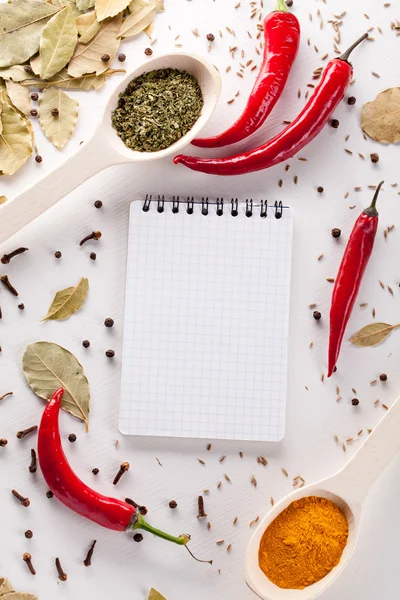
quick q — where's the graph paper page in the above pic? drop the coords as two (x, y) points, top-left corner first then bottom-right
(120, 200), (293, 441)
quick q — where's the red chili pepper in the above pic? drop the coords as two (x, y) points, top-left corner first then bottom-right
(38, 389), (212, 562)
(328, 182), (384, 377)
(192, 0), (300, 149)
(174, 33), (368, 176)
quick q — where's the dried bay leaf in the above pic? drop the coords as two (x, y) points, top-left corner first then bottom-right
(2, 594), (38, 600)
(30, 55), (41, 75)
(51, 0), (82, 17)
(0, 196), (8, 205)
(6, 80), (31, 115)
(0, 66), (36, 82)
(350, 322), (399, 347)
(0, 580), (14, 596)
(68, 15), (122, 77)
(39, 87), (78, 149)
(361, 88), (400, 144)
(148, 590), (167, 600)
(0, 0), (60, 68)
(128, 0), (149, 10)
(23, 68), (124, 90)
(22, 341), (90, 427)
(76, 11), (101, 43)
(42, 277), (89, 321)
(40, 5), (78, 79)
(76, 0), (95, 9)
(95, 0), (131, 22)
(118, 5), (156, 38)
(0, 94), (33, 175)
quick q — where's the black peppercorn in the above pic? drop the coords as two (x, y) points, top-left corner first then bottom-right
(35, 155), (43, 163)
(46, 490), (54, 498)
(351, 398), (359, 406)
(82, 340), (90, 348)
(285, 0), (293, 5)
(118, 53), (126, 62)
(317, 186), (324, 193)
(331, 228), (341, 238)
(68, 433), (77, 443)
(206, 33), (215, 42)
(90, 252), (97, 261)
(105, 350), (115, 358)
(51, 107), (59, 117)
(169, 500), (178, 509)
(24, 65), (33, 73)
(25, 530), (33, 539)
(92, 468), (99, 475)
(54, 251), (62, 258)
(144, 48), (153, 56)
(18, 303), (25, 310)
(347, 96), (356, 105)
(370, 153), (379, 164)
(0, 439), (8, 447)
(331, 119), (339, 129)
(379, 373), (387, 382)
(31, 93), (39, 101)
(313, 311), (321, 321)
(133, 533), (144, 542)
(104, 318), (114, 328)
(101, 53), (110, 62)
(94, 200), (103, 209)
(30, 109), (38, 117)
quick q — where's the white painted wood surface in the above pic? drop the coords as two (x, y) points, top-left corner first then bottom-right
(1, 1), (400, 600)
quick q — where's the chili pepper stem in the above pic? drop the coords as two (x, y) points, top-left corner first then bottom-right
(339, 32), (369, 62)
(365, 180), (384, 216)
(275, 0), (288, 12)
(132, 514), (213, 564)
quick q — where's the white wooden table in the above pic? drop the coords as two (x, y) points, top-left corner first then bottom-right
(1, 1), (400, 599)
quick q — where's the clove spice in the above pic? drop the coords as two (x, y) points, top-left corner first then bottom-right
(83, 540), (97, 566)
(0, 275), (19, 296)
(1, 247), (28, 264)
(16, 425), (38, 439)
(125, 497), (147, 515)
(55, 557), (67, 581)
(12, 490), (30, 507)
(23, 553), (36, 575)
(29, 449), (37, 473)
(113, 461), (129, 485)
(197, 495), (207, 518)
(79, 231), (102, 246)
(0, 392), (13, 401)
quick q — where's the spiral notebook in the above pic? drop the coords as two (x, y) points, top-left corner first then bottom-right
(119, 196), (293, 442)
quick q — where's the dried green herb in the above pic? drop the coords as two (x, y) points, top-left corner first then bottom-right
(111, 68), (203, 152)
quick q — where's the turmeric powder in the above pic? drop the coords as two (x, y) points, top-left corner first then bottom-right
(258, 496), (348, 589)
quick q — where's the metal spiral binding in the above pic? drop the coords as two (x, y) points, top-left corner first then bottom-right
(187, 197), (194, 214)
(246, 199), (253, 218)
(172, 196), (179, 214)
(274, 200), (283, 219)
(141, 196), (285, 218)
(231, 198), (239, 217)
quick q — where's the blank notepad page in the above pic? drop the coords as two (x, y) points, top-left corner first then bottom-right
(120, 199), (293, 441)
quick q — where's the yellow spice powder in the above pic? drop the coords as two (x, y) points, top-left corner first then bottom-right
(258, 496), (348, 590)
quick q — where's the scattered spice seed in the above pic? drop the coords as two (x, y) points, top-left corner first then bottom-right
(206, 33), (215, 42)
(144, 48), (153, 56)
(317, 254), (324, 261)
(313, 311), (321, 321)
(352, 388), (357, 395)
(169, 500), (178, 509)
(227, 544), (232, 552)
(281, 468), (289, 477)
(216, 540), (224, 545)
(331, 118), (339, 128)
(29, 449), (37, 474)
(104, 318), (114, 328)
(35, 154), (42, 163)
(1, 275), (18, 296)
(94, 200), (103, 209)
(133, 533), (144, 542)
(54, 251), (62, 258)
(351, 398), (360, 406)
(83, 540), (96, 566)
(326, 277), (335, 283)
(0, 438), (8, 447)
(347, 96), (356, 105)
(118, 53), (126, 62)
(25, 530), (33, 539)
(370, 379), (377, 385)
(1, 247), (28, 264)
(198, 458), (205, 465)
(12, 489), (30, 507)
(372, 71), (380, 78)
(55, 557), (67, 581)
(197, 495), (207, 518)
(16, 425), (38, 439)
(90, 252), (96, 261)
(46, 490), (54, 498)
(207, 521), (211, 530)
(233, 516), (238, 525)
(239, 451), (244, 458)
(372, 307), (376, 318)
(30, 109), (38, 117)
(68, 433), (77, 443)
(219, 455), (226, 463)
(113, 462), (129, 485)
(294, 175), (298, 185)
(101, 54), (110, 62)
(0, 391), (13, 401)
(250, 475), (257, 487)
(105, 349), (115, 358)
(31, 92), (39, 101)
(206, 443), (212, 451)
(388, 285), (394, 295)
(370, 153), (379, 163)
(224, 473), (232, 482)
(23, 553), (36, 575)
(331, 228), (341, 238)
(382, 404), (389, 410)
(342, 443), (347, 452)
(82, 340), (90, 348)
(380, 373), (388, 381)
(317, 186), (324, 193)
(79, 230), (102, 246)
(51, 107), (59, 117)
(92, 468), (99, 475)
